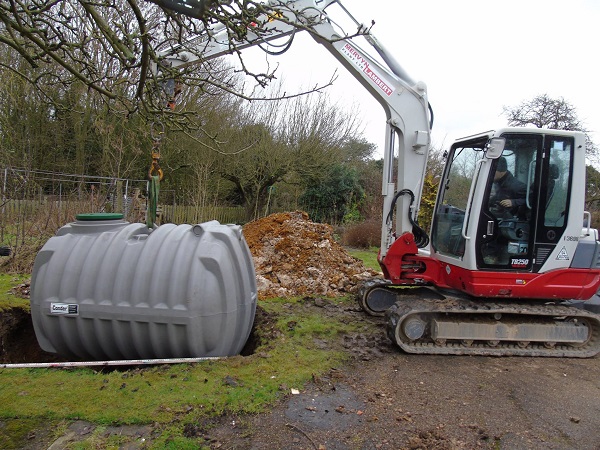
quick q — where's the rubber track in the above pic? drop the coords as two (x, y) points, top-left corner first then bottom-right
(356, 279), (392, 316)
(385, 295), (600, 358)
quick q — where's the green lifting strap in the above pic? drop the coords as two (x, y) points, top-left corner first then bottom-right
(146, 175), (160, 228)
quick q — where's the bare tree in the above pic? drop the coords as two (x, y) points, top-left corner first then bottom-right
(503, 94), (597, 158)
(0, 0), (364, 134)
(217, 92), (361, 220)
(0, 1), (144, 108)
(503, 94), (586, 130)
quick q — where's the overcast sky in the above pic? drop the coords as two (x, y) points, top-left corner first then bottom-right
(241, 0), (600, 158)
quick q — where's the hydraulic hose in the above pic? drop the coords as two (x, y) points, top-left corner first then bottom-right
(386, 189), (430, 248)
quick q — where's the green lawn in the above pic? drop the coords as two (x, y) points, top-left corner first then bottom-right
(0, 294), (376, 448)
(346, 247), (381, 272)
(0, 273), (30, 311)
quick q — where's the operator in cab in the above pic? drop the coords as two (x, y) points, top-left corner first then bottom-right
(490, 156), (527, 216)
(483, 156), (528, 265)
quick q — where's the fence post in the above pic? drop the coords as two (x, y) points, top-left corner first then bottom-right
(1, 168), (6, 242)
(116, 180), (123, 213)
(1, 168), (6, 215)
(124, 179), (130, 218)
(59, 183), (63, 224)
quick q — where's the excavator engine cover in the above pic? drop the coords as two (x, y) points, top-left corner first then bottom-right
(30, 214), (257, 360)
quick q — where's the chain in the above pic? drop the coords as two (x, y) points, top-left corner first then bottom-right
(146, 120), (164, 228)
(147, 120), (165, 182)
(145, 74), (182, 228)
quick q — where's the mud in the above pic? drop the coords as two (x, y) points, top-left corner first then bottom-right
(0, 279), (64, 364)
(0, 307), (63, 365)
(192, 305), (600, 450)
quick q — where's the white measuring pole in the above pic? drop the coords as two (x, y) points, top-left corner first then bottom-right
(1, 356), (224, 369)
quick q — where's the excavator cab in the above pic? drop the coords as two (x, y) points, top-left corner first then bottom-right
(428, 128), (599, 300)
(372, 128), (600, 357)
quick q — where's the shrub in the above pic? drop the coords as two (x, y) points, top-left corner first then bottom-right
(342, 220), (380, 249)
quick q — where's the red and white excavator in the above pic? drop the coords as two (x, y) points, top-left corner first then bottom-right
(150, 0), (600, 357)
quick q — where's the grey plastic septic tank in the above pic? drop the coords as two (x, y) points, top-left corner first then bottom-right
(30, 213), (257, 360)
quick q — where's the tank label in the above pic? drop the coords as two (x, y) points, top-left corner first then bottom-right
(50, 303), (79, 315)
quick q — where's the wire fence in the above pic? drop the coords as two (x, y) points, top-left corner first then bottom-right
(0, 167), (257, 271)
(0, 167), (256, 240)
(1, 167), (144, 239)
(1, 167), (313, 237)
(0, 166), (355, 271)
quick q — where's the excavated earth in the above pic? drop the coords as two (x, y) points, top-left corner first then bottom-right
(243, 211), (378, 299)
(2, 212), (600, 449)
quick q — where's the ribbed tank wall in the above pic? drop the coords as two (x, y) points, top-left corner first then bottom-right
(30, 218), (257, 360)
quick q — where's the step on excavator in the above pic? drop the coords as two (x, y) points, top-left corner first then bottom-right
(152, 0), (600, 357)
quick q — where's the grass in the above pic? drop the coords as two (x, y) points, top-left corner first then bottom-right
(347, 246), (381, 272)
(0, 273), (30, 311)
(0, 295), (365, 448)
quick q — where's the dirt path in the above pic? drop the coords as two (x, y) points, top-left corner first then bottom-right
(206, 325), (600, 449)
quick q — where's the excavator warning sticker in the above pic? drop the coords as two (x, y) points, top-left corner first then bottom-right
(556, 246), (570, 261)
(341, 43), (394, 96)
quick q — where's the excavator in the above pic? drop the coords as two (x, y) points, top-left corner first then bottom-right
(149, 0), (600, 357)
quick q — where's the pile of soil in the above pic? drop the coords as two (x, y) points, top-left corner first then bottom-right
(243, 211), (377, 299)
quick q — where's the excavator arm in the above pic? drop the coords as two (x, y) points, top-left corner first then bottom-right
(149, 0), (432, 258)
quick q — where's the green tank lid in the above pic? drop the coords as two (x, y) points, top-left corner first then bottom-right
(76, 213), (124, 221)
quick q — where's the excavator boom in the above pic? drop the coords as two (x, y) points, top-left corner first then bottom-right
(151, 0), (432, 256)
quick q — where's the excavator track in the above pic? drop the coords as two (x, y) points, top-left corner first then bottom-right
(387, 295), (600, 357)
(356, 279), (393, 316)
(357, 280), (445, 316)
(359, 283), (600, 357)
